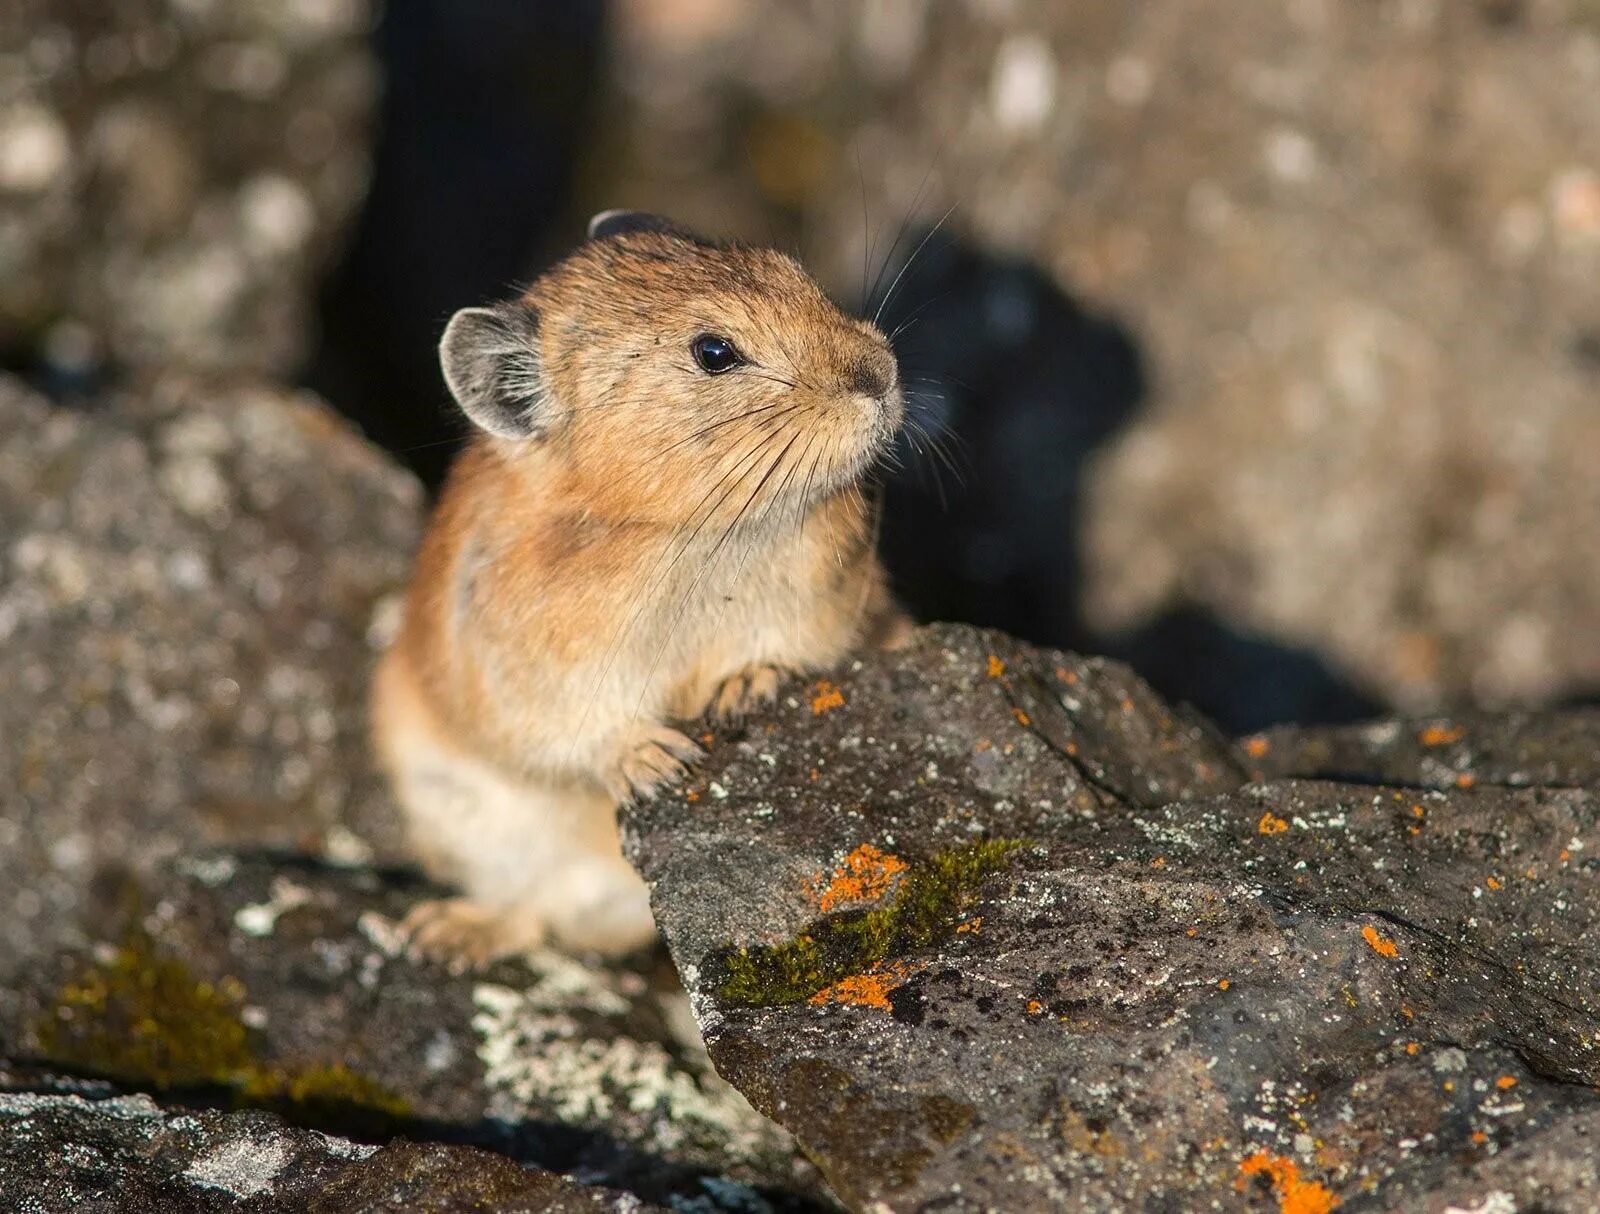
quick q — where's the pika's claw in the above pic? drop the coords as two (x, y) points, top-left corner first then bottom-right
(710, 664), (786, 721)
(399, 897), (547, 973)
(604, 725), (702, 801)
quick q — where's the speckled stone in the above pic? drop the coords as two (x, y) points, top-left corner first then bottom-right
(624, 625), (1600, 1212)
(3, 855), (824, 1209)
(0, 0), (375, 380)
(1246, 710), (1600, 791)
(0, 1089), (662, 1212)
(0, 374), (417, 976)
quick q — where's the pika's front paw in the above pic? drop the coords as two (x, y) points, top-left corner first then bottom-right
(710, 664), (787, 721)
(399, 897), (547, 973)
(603, 724), (702, 802)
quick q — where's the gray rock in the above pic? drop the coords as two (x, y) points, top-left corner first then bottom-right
(624, 625), (1600, 1212)
(0, 0), (374, 380)
(0, 1089), (661, 1212)
(0, 374), (417, 977)
(5, 854), (823, 1209)
(1247, 710), (1600, 790)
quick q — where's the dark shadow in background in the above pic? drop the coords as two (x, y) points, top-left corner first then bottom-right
(304, 0), (606, 490)
(869, 233), (1380, 733)
(304, 7), (1377, 733)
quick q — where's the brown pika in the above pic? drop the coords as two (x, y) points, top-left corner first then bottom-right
(371, 211), (909, 964)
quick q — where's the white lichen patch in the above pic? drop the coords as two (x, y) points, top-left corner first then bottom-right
(183, 1133), (291, 1197)
(0, 1093), (162, 1122)
(233, 875), (313, 937)
(471, 957), (790, 1162)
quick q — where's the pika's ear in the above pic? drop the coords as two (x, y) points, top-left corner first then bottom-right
(587, 209), (681, 241)
(439, 303), (550, 441)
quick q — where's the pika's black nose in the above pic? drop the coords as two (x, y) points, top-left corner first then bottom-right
(848, 357), (893, 400)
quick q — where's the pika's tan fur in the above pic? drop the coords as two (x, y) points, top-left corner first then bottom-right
(371, 215), (906, 962)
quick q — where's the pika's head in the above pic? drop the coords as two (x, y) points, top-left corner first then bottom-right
(439, 211), (902, 525)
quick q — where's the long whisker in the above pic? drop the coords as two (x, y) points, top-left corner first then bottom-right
(656, 402), (791, 456)
(867, 155), (939, 316)
(874, 202), (958, 328)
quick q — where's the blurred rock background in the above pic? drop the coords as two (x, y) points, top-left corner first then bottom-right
(0, 0), (373, 386)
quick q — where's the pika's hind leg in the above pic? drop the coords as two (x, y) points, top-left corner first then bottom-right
(373, 663), (656, 964)
(390, 748), (657, 963)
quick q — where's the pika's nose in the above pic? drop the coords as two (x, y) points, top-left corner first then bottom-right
(847, 354), (895, 401)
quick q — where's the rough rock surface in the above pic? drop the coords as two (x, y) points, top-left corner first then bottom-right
(625, 625), (1600, 1212)
(1249, 709), (1600, 791)
(0, 373), (417, 974)
(601, 1), (1600, 712)
(0, 0), (374, 382)
(3, 855), (824, 1210)
(0, 1089), (660, 1212)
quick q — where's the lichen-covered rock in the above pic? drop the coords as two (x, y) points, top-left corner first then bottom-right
(1246, 710), (1600, 791)
(0, 374), (416, 976)
(624, 625), (1600, 1212)
(0, 1089), (661, 1212)
(600, 2), (1600, 713)
(0, 0), (374, 381)
(4, 855), (824, 1209)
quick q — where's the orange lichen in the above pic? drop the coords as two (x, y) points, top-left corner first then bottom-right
(1055, 666), (1078, 684)
(1361, 925), (1399, 959)
(1186, 927), (1199, 938)
(1401, 1004), (1415, 1021)
(1218, 979), (1231, 991)
(955, 916), (982, 934)
(1496, 1075), (1518, 1089)
(1419, 724), (1464, 747)
(1237, 1152), (1340, 1214)
(1244, 736), (1271, 759)
(808, 963), (915, 1011)
(1011, 707), (1032, 727)
(986, 654), (1006, 678)
(973, 739), (993, 753)
(1560, 849), (1572, 863)
(1026, 999), (1044, 1015)
(1486, 876), (1502, 891)
(1470, 1130), (1488, 1145)
(1258, 812), (1289, 836)
(810, 680), (846, 715)
(1150, 856), (1167, 869)
(1455, 773), (1477, 789)
(809, 844), (909, 913)
(1405, 1042), (1420, 1056)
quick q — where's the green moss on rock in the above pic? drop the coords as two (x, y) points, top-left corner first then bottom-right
(34, 928), (410, 1130)
(719, 838), (1028, 1006)
(36, 929), (255, 1088)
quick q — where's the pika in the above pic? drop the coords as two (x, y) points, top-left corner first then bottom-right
(371, 211), (908, 963)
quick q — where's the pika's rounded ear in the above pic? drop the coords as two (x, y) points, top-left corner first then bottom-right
(439, 303), (550, 441)
(587, 209), (681, 241)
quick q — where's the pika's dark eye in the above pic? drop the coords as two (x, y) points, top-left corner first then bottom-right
(691, 333), (741, 374)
